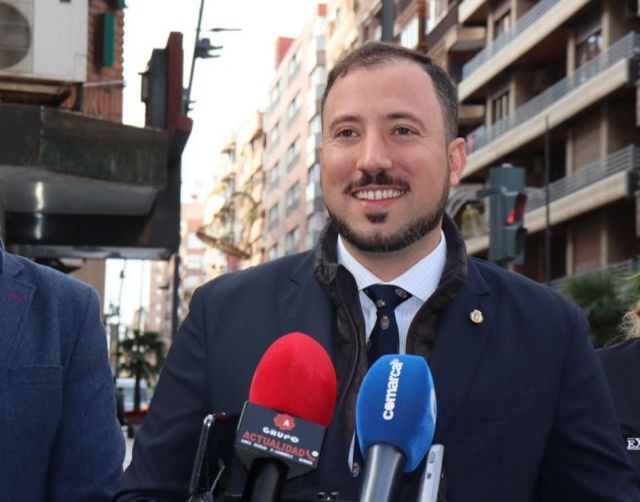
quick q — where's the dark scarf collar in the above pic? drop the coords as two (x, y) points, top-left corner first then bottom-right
(313, 213), (468, 289)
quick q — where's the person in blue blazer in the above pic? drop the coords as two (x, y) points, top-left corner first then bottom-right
(117, 42), (640, 501)
(0, 239), (124, 500)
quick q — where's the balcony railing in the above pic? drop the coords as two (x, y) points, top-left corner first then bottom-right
(526, 145), (640, 212)
(462, 0), (559, 79)
(466, 32), (640, 155)
(425, 4), (458, 49)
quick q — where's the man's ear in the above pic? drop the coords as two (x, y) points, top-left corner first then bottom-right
(448, 138), (467, 187)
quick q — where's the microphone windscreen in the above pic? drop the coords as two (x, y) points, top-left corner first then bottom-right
(356, 354), (436, 472)
(249, 332), (337, 427)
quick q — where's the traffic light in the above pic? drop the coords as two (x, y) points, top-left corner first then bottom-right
(485, 165), (528, 266)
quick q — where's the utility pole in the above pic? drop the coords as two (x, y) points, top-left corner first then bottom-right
(382, 0), (394, 42)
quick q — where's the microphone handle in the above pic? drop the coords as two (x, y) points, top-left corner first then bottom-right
(417, 444), (445, 502)
(242, 458), (287, 502)
(358, 444), (405, 502)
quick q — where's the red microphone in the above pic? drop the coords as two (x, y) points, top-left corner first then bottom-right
(235, 332), (337, 502)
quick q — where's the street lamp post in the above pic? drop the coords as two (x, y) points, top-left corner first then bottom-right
(183, 0), (241, 114)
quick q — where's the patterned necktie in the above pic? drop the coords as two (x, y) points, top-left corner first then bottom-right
(364, 284), (412, 367)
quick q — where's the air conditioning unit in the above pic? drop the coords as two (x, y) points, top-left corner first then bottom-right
(0, 0), (87, 82)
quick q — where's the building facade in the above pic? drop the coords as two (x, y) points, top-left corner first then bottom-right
(263, 4), (328, 259)
(445, 0), (640, 282)
(199, 111), (267, 274)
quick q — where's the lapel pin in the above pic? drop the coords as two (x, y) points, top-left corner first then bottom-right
(470, 309), (484, 324)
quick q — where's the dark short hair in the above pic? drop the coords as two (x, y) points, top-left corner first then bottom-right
(321, 41), (459, 142)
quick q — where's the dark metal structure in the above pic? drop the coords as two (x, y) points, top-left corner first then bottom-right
(0, 33), (192, 264)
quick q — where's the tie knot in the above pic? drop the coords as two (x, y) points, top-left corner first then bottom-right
(364, 284), (412, 311)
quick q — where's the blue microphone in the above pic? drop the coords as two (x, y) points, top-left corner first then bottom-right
(356, 354), (437, 502)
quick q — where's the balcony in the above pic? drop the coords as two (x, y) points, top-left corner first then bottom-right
(458, 0), (591, 101)
(465, 145), (640, 255)
(458, 0), (487, 24)
(425, 4), (485, 55)
(464, 32), (640, 177)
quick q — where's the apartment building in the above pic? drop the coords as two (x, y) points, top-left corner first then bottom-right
(263, 4), (328, 259)
(325, 0), (440, 66)
(198, 111), (266, 276)
(436, 0), (640, 282)
(179, 201), (208, 311)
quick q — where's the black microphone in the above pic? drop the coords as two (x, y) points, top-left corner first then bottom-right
(355, 355), (437, 502)
(234, 332), (337, 502)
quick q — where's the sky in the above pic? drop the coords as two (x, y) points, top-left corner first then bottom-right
(105, 0), (317, 324)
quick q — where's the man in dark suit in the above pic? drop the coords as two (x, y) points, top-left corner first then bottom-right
(0, 238), (124, 500)
(117, 42), (640, 500)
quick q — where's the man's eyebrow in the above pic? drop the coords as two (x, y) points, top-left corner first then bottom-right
(326, 114), (361, 132)
(385, 112), (426, 129)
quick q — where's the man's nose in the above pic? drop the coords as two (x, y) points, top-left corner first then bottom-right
(356, 133), (392, 172)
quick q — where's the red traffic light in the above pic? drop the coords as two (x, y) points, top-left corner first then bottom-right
(506, 193), (527, 225)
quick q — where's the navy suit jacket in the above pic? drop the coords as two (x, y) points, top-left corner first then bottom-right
(118, 251), (640, 501)
(0, 244), (124, 500)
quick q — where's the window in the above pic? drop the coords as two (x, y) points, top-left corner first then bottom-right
(288, 50), (300, 81)
(308, 162), (320, 184)
(270, 121), (281, 146)
(427, 0), (448, 32)
(268, 244), (279, 261)
(268, 161), (281, 189)
(286, 183), (301, 214)
(287, 93), (301, 123)
(577, 30), (602, 66)
(186, 232), (205, 249)
(186, 254), (204, 270)
(400, 15), (419, 49)
(285, 227), (300, 255)
(494, 11), (511, 39)
(305, 212), (325, 248)
(309, 114), (321, 134)
(286, 137), (301, 169)
(268, 204), (280, 229)
(491, 90), (510, 124)
(310, 66), (326, 87)
(270, 80), (282, 108)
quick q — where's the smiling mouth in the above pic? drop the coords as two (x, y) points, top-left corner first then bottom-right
(353, 189), (405, 201)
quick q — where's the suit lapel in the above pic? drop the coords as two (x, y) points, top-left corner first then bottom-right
(277, 253), (334, 356)
(0, 253), (35, 369)
(430, 260), (496, 442)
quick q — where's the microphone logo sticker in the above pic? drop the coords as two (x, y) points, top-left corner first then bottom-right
(274, 413), (296, 431)
(383, 358), (403, 420)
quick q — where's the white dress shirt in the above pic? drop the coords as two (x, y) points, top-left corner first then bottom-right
(336, 231), (447, 353)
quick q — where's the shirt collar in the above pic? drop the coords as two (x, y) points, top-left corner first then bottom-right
(0, 238), (4, 275)
(336, 231), (447, 302)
